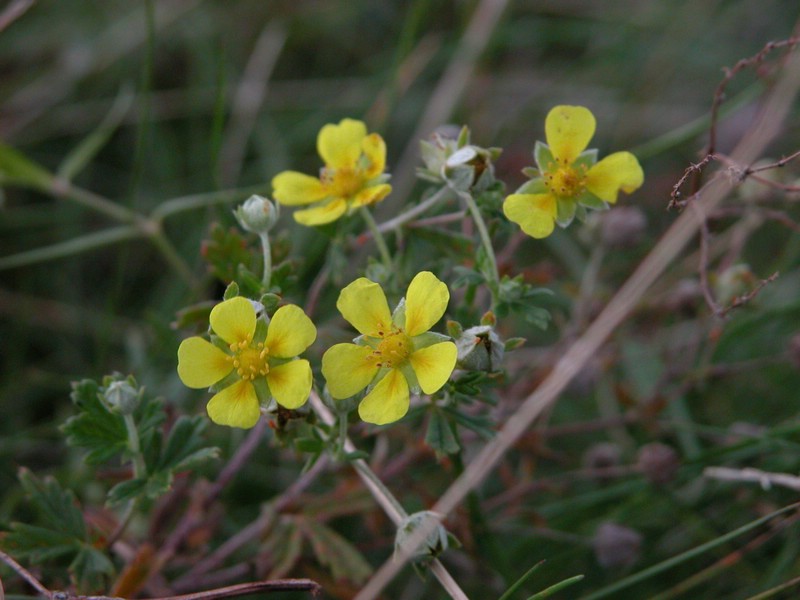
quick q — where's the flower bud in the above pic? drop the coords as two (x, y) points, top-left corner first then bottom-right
(103, 379), (140, 415)
(593, 522), (642, 569)
(454, 324), (504, 372)
(636, 442), (680, 485)
(418, 126), (500, 192)
(234, 195), (279, 234)
(395, 511), (452, 560)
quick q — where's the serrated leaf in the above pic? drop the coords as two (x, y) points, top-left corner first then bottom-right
(18, 468), (86, 540)
(425, 409), (460, 456)
(156, 415), (216, 473)
(262, 518), (302, 579)
(303, 520), (372, 584)
(107, 478), (148, 506)
(2, 523), (79, 562)
(70, 546), (115, 593)
(62, 380), (128, 464)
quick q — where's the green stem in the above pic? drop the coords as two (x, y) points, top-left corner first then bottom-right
(359, 206), (393, 269)
(147, 228), (200, 291)
(123, 413), (146, 479)
(458, 189), (500, 299)
(152, 184), (268, 220)
(54, 180), (138, 223)
(0, 226), (141, 271)
(258, 232), (272, 290)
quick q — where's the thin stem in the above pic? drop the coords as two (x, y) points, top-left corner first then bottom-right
(458, 188), (500, 298)
(0, 549), (51, 599)
(307, 392), (468, 600)
(375, 185), (454, 233)
(123, 413), (146, 479)
(258, 232), (272, 290)
(359, 206), (393, 269)
(151, 185), (267, 221)
(53, 179), (138, 223)
(147, 229), (200, 291)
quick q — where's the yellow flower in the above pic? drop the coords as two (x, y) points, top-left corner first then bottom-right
(503, 105), (644, 239)
(177, 297), (316, 429)
(322, 272), (458, 425)
(272, 118), (392, 226)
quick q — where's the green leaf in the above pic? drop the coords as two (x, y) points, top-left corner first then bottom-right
(303, 519), (372, 584)
(107, 477), (149, 505)
(0, 142), (54, 190)
(527, 574), (584, 599)
(262, 517), (303, 579)
(555, 198), (576, 227)
(62, 379), (128, 464)
(156, 415), (219, 473)
(425, 409), (460, 456)
(2, 523), (80, 562)
(17, 468), (86, 540)
(70, 546), (115, 593)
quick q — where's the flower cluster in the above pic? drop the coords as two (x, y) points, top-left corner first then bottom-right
(504, 105), (644, 239)
(272, 118), (392, 226)
(178, 109), (644, 429)
(321, 272), (458, 425)
(177, 297), (316, 428)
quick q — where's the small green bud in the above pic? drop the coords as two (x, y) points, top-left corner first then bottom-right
(417, 127), (499, 191)
(234, 194), (279, 234)
(455, 324), (504, 372)
(395, 511), (451, 560)
(103, 380), (140, 415)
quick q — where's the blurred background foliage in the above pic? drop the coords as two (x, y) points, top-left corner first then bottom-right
(2, 0), (800, 598)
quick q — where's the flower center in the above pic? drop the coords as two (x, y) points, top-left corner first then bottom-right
(228, 338), (270, 381)
(544, 164), (587, 198)
(374, 328), (411, 369)
(323, 166), (365, 198)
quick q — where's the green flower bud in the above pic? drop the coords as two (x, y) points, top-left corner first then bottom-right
(234, 194), (279, 234)
(418, 126), (500, 192)
(395, 511), (453, 560)
(103, 380), (140, 415)
(455, 324), (504, 372)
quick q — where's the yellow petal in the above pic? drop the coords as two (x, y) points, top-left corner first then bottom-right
(358, 368), (409, 425)
(265, 304), (316, 358)
(317, 118), (367, 169)
(409, 342), (457, 394)
(503, 193), (557, 239)
(293, 198), (347, 226)
(404, 271), (449, 337)
(177, 337), (233, 388)
(337, 277), (392, 336)
(362, 133), (387, 178)
(267, 359), (312, 409)
(322, 343), (379, 398)
(585, 151), (644, 203)
(272, 171), (327, 205)
(210, 297), (256, 345)
(545, 105), (596, 166)
(351, 183), (392, 209)
(206, 379), (261, 428)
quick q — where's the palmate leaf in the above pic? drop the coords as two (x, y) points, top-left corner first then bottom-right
(18, 468), (86, 539)
(425, 408), (460, 457)
(62, 379), (128, 464)
(303, 519), (372, 584)
(155, 415), (220, 473)
(1, 470), (113, 593)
